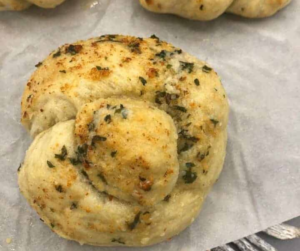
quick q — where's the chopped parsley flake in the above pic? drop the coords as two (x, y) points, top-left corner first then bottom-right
(185, 162), (195, 168)
(98, 173), (107, 184)
(70, 202), (77, 210)
(173, 106), (187, 113)
(69, 157), (81, 166)
(92, 135), (107, 145)
(155, 50), (167, 59)
(210, 119), (219, 127)
(202, 65), (212, 73)
(183, 168), (197, 184)
(53, 50), (61, 58)
(47, 161), (55, 168)
(139, 76), (147, 86)
(163, 194), (171, 202)
(180, 61), (194, 73)
(81, 170), (89, 178)
(179, 143), (194, 153)
(128, 42), (141, 54)
(88, 122), (95, 131)
(96, 66), (109, 71)
(55, 185), (63, 193)
(104, 114), (112, 124)
(35, 62), (42, 68)
(121, 108), (128, 119)
(150, 34), (159, 40)
(65, 44), (83, 55)
(112, 238), (125, 244)
(197, 152), (206, 162)
(128, 212), (141, 230)
(55, 145), (68, 161)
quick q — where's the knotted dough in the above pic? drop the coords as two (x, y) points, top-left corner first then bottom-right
(18, 35), (229, 246)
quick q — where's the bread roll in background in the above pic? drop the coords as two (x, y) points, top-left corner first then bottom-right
(139, 0), (291, 20)
(0, 0), (65, 10)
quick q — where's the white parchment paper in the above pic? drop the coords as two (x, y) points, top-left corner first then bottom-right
(0, 0), (299, 250)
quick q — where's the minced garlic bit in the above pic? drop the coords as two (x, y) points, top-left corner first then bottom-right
(6, 238), (12, 244)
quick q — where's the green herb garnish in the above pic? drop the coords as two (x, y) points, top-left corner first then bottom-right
(155, 50), (167, 59)
(182, 168), (197, 184)
(150, 34), (159, 40)
(128, 42), (141, 54)
(163, 195), (171, 202)
(47, 161), (55, 168)
(92, 135), (107, 146)
(55, 145), (68, 161)
(69, 158), (81, 166)
(179, 130), (199, 142)
(155, 91), (166, 104)
(185, 162), (195, 168)
(81, 170), (89, 179)
(173, 106), (187, 113)
(112, 238), (125, 244)
(194, 78), (200, 86)
(88, 122), (95, 131)
(111, 151), (117, 157)
(197, 152), (206, 162)
(104, 114), (112, 124)
(66, 44), (82, 55)
(179, 143), (194, 153)
(70, 202), (77, 210)
(210, 119), (219, 127)
(53, 50), (61, 58)
(35, 62), (42, 67)
(128, 212), (141, 230)
(121, 108), (128, 119)
(55, 185), (63, 193)
(202, 65), (212, 73)
(97, 173), (107, 184)
(96, 66), (109, 71)
(180, 61), (194, 73)
(139, 76), (147, 86)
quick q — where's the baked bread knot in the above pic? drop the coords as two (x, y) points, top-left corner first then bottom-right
(0, 0), (65, 11)
(18, 35), (229, 246)
(139, 0), (291, 20)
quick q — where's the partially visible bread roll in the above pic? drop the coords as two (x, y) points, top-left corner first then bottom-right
(0, 0), (65, 10)
(139, 0), (291, 20)
(0, 0), (31, 11)
(18, 35), (229, 246)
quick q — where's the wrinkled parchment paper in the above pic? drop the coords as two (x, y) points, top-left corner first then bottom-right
(0, 0), (299, 250)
